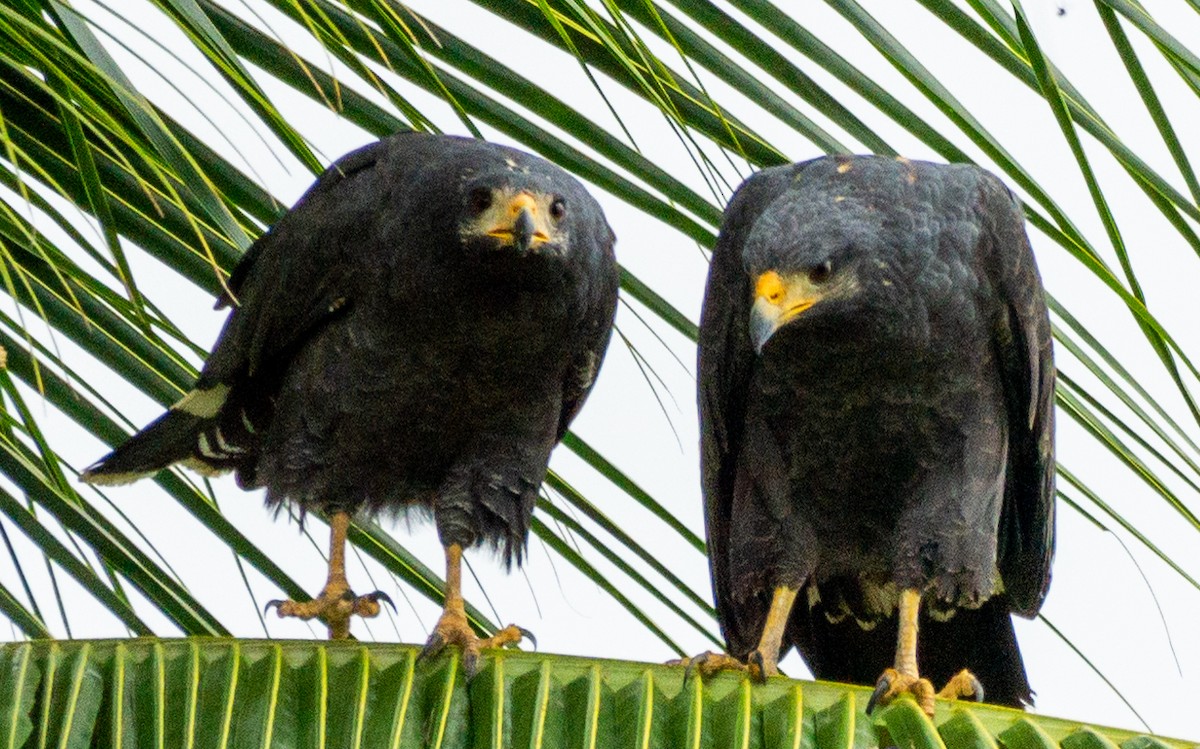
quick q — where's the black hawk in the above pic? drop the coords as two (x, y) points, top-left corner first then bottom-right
(695, 155), (1055, 713)
(83, 133), (620, 665)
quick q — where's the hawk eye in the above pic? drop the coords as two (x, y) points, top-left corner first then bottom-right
(468, 188), (492, 215)
(550, 198), (566, 221)
(808, 260), (833, 284)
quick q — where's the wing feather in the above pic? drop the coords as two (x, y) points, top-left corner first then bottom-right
(199, 139), (395, 387)
(699, 163), (809, 654)
(557, 222), (619, 440)
(977, 176), (1056, 616)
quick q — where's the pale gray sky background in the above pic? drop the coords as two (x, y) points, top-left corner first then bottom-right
(2, 0), (1199, 741)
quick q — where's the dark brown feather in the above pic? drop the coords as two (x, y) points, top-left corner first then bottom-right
(699, 155), (1055, 706)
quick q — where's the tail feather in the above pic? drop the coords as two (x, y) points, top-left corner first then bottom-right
(82, 383), (263, 485)
(81, 409), (208, 485)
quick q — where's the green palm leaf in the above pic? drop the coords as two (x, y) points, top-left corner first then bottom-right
(0, 640), (1192, 749)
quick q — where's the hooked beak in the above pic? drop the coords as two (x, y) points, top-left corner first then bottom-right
(750, 298), (781, 354)
(750, 271), (816, 353)
(513, 208), (537, 254)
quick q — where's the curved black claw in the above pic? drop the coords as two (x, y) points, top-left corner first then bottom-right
(420, 631), (448, 662)
(866, 674), (891, 715)
(972, 678), (985, 703)
(263, 599), (285, 616)
(516, 627), (537, 650)
(462, 649), (480, 678)
(964, 674), (984, 702)
(682, 651), (712, 684)
(365, 591), (397, 612)
(747, 650), (767, 683)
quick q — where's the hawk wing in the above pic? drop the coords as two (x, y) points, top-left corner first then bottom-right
(978, 175), (1056, 616)
(82, 132), (449, 483)
(201, 133), (438, 387)
(698, 163), (808, 655)
(556, 222), (619, 441)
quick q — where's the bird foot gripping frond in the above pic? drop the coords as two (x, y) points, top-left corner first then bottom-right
(264, 586), (395, 640)
(420, 542), (534, 676)
(264, 510), (394, 639)
(868, 668), (937, 716)
(938, 669), (985, 703)
(419, 607), (534, 677)
(671, 585), (796, 683)
(671, 649), (779, 683)
(867, 668), (984, 716)
(867, 590), (985, 716)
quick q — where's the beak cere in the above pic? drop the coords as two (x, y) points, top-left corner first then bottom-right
(750, 270), (818, 353)
(756, 271), (786, 304)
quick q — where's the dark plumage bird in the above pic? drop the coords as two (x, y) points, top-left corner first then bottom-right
(83, 133), (620, 662)
(696, 155), (1054, 713)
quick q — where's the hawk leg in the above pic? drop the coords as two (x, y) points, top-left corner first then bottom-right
(265, 511), (393, 639)
(420, 543), (533, 676)
(867, 589), (984, 716)
(675, 585), (798, 682)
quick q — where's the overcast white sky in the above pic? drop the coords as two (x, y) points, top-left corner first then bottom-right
(2, 0), (1200, 741)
